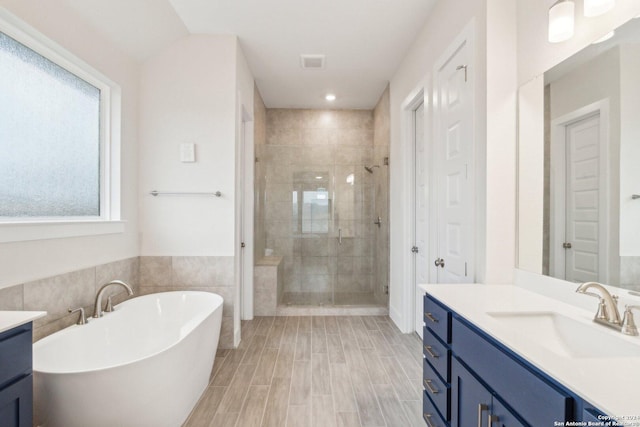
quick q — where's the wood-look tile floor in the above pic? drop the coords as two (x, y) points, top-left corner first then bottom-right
(183, 316), (424, 427)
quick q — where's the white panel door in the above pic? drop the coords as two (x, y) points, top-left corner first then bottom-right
(434, 42), (473, 283)
(565, 114), (601, 283)
(414, 102), (427, 336)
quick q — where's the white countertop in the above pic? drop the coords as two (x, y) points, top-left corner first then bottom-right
(0, 311), (46, 334)
(419, 284), (640, 420)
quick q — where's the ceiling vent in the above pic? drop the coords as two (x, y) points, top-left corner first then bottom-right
(300, 54), (325, 69)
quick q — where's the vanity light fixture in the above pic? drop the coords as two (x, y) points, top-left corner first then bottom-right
(549, 0), (575, 43)
(584, 0), (615, 17)
(325, 93), (336, 101)
(592, 30), (615, 44)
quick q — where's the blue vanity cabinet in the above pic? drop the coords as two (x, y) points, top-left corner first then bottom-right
(0, 323), (34, 427)
(424, 293), (581, 427)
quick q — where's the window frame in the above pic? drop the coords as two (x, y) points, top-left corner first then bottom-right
(0, 9), (124, 242)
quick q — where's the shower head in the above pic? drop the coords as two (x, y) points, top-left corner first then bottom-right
(364, 165), (380, 173)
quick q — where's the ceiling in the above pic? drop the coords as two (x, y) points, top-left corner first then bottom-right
(62, 0), (437, 109)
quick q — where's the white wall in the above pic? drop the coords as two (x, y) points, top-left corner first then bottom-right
(138, 35), (238, 256)
(0, 1), (139, 289)
(484, 0), (517, 284)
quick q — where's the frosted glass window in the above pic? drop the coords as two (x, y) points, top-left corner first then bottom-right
(0, 31), (101, 218)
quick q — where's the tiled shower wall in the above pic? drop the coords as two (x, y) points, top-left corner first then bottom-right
(0, 256), (236, 348)
(373, 87), (390, 303)
(257, 107), (389, 303)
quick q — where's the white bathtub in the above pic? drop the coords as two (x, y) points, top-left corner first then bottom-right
(33, 291), (223, 427)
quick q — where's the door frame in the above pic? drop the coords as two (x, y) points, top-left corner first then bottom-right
(549, 99), (610, 282)
(235, 87), (254, 350)
(396, 85), (427, 333)
(410, 93), (428, 337)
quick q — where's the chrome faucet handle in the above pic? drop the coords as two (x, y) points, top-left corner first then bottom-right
(68, 307), (87, 325)
(621, 305), (640, 336)
(104, 296), (114, 313)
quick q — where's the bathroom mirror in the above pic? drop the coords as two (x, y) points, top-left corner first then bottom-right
(517, 17), (640, 292)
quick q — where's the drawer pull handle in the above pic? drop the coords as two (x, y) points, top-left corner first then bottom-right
(424, 345), (439, 359)
(425, 312), (439, 323)
(489, 414), (500, 426)
(424, 378), (439, 394)
(477, 404), (488, 427)
(424, 413), (436, 427)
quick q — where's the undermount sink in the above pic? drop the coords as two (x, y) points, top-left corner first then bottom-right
(487, 311), (640, 359)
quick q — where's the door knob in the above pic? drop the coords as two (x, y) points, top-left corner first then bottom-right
(563, 242), (572, 249)
(434, 258), (445, 268)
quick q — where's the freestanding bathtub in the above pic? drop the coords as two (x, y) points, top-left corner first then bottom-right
(33, 291), (223, 427)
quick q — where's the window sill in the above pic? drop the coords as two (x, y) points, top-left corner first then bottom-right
(0, 220), (126, 243)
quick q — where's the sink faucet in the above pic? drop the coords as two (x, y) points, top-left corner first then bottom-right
(576, 282), (622, 329)
(93, 280), (134, 318)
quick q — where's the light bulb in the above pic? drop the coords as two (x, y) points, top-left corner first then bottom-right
(584, 0), (615, 17)
(549, 0), (575, 43)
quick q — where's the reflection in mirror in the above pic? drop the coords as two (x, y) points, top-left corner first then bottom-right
(518, 17), (640, 292)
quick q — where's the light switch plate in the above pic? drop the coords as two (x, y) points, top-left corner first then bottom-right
(180, 143), (195, 162)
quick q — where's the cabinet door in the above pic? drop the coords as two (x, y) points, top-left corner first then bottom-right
(0, 375), (33, 427)
(491, 398), (527, 427)
(451, 358), (492, 427)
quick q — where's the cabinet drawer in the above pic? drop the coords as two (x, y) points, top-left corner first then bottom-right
(423, 391), (448, 427)
(452, 317), (573, 426)
(424, 295), (451, 343)
(423, 359), (450, 420)
(423, 326), (450, 382)
(0, 326), (32, 389)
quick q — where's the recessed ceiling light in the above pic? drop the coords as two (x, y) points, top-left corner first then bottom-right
(325, 94), (336, 101)
(592, 30), (615, 44)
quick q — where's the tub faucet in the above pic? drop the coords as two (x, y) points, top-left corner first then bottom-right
(93, 280), (134, 318)
(576, 282), (622, 329)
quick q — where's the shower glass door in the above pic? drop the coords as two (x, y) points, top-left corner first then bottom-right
(286, 163), (375, 306)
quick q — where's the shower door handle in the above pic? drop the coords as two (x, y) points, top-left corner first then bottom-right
(338, 228), (342, 245)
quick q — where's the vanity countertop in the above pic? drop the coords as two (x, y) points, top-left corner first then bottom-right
(0, 311), (46, 334)
(419, 283), (640, 420)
